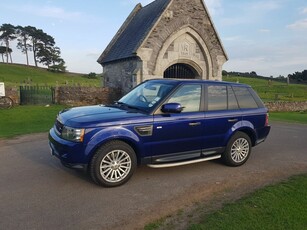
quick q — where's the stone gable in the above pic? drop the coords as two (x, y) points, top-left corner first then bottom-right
(98, 0), (227, 94)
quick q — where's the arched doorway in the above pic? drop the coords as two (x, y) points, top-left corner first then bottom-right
(163, 63), (199, 79)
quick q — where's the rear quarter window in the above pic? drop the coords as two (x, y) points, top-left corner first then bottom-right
(232, 86), (259, 109)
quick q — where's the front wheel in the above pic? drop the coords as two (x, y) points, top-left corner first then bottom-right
(222, 132), (252, 167)
(89, 141), (137, 187)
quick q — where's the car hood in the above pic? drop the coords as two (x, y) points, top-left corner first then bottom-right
(57, 105), (152, 128)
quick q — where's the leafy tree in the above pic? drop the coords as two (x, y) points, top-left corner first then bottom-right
(0, 23), (16, 63)
(48, 60), (66, 72)
(250, 71), (257, 76)
(0, 46), (12, 62)
(222, 70), (228, 76)
(288, 70), (307, 83)
(1, 23), (66, 69)
(16, 25), (32, 66)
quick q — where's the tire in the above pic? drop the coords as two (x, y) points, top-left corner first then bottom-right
(222, 132), (252, 167)
(0, 97), (13, 109)
(89, 140), (137, 187)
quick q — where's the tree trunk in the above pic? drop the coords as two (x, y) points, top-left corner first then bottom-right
(5, 39), (9, 63)
(23, 38), (29, 66)
(1, 54), (4, 62)
(32, 40), (37, 67)
(9, 52), (13, 63)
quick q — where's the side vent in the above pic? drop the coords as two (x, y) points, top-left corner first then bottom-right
(134, 126), (153, 136)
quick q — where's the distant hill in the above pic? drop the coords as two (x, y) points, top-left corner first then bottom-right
(0, 63), (101, 87)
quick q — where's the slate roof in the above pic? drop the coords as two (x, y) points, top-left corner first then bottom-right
(98, 0), (171, 64)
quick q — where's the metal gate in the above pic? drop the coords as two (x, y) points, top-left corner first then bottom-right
(164, 64), (198, 79)
(20, 86), (54, 105)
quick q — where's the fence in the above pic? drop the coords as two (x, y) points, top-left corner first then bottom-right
(19, 86), (54, 105)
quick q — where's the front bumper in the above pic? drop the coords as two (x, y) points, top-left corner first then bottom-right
(49, 128), (88, 170)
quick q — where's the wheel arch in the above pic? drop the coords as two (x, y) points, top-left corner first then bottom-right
(85, 132), (142, 165)
(235, 128), (257, 146)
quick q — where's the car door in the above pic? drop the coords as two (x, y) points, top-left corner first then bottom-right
(203, 84), (242, 150)
(149, 84), (205, 158)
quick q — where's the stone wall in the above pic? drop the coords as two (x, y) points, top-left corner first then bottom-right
(5, 87), (19, 105)
(5, 85), (307, 111)
(103, 59), (140, 94)
(54, 86), (121, 106)
(265, 101), (307, 112)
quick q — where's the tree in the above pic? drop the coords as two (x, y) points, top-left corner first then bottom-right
(0, 23), (16, 63)
(222, 70), (228, 76)
(288, 70), (307, 83)
(250, 71), (257, 76)
(0, 46), (12, 62)
(16, 25), (32, 66)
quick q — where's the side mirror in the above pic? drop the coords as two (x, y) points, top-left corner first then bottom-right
(161, 103), (183, 113)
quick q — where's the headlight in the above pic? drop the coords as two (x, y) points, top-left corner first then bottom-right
(61, 126), (85, 142)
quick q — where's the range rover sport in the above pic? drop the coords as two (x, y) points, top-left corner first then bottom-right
(49, 79), (271, 187)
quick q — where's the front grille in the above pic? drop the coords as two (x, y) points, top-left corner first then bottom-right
(55, 119), (64, 134)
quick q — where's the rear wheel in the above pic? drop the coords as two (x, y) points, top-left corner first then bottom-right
(223, 132), (251, 166)
(89, 141), (137, 187)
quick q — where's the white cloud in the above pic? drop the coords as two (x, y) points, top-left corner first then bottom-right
(287, 19), (307, 30)
(9, 4), (83, 21)
(259, 29), (271, 33)
(249, 1), (281, 11)
(301, 7), (307, 14)
(223, 36), (242, 41)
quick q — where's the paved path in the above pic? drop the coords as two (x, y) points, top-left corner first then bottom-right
(0, 122), (306, 230)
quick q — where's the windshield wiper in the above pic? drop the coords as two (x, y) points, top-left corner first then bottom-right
(114, 101), (145, 112)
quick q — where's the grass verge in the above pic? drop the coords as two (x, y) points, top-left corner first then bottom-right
(187, 174), (307, 230)
(269, 111), (307, 124)
(0, 105), (65, 138)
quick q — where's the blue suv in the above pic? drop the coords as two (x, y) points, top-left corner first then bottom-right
(49, 79), (270, 187)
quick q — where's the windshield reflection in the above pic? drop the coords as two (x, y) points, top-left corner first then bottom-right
(118, 81), (176, 112)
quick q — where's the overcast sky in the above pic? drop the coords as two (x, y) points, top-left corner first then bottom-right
(1, 0), (307, 77)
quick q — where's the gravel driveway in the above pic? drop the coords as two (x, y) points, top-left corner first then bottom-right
(0, 122), (306, 230)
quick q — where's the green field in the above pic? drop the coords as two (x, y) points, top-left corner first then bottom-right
(0, 105), (65, 138)
(270, 111), (307, 124)
(0, 63), (101, 87)
(223, 75), (307, 102)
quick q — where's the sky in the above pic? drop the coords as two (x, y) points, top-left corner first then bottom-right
(1, 0), (307, 77)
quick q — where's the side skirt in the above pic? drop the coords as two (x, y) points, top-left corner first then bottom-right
(147, 155), (221, 168)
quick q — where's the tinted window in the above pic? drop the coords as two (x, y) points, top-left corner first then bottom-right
(167, 84), (201, 112)
(228, 86), (239, 110)
(208, 85), (227, 111)
(233, 86), (259, 109)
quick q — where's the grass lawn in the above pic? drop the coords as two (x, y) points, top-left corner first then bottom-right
(0, 105), (66, 138)
(187, 174), (307, 230)
(0, 63), (101, 87)
(270, 111), (307, 124)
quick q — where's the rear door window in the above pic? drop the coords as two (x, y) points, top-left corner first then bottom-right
(207, 85), (240, 111)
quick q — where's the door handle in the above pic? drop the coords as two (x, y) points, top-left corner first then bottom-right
(189, 122), (201, 126)
(228, 119), (238, 123)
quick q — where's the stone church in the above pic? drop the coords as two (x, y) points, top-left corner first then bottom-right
(97, 0), (228, 93)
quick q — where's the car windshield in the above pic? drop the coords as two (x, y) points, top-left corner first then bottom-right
(118, 81), (176, 112)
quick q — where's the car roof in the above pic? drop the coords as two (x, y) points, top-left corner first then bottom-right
(146, 79), (250, 87)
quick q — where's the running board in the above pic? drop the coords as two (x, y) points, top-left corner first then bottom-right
(147, 155), (221, 168)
